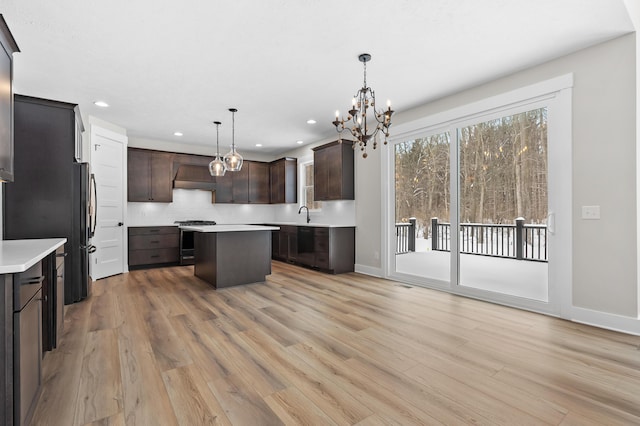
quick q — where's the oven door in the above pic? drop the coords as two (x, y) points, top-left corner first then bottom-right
(179, 229), (195, 265)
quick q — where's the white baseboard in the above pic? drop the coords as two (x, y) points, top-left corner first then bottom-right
(571, 306), (640, 336)
(354, 264), (383, 277)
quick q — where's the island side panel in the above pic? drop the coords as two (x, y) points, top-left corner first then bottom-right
(194, 233), (218, 287)
(194, 231), (272, 289)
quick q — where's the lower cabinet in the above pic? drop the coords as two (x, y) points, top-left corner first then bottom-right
(270, 225), (355, 274)
(128, 226), (179, 268)
(13, 261), (44, 426)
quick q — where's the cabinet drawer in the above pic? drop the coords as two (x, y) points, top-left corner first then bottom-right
(129, 233), (179, 250)
(314, 229), (329, 253)
(128, 226), (178, 236)
(14, 261), (44, 311)
(129, 248), (179, 266)
(315, 253), (330, 269)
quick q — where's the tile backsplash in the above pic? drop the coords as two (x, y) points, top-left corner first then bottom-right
(126, 188), (356, 226)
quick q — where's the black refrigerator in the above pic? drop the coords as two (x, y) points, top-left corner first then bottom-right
(3, 94), (92, 305)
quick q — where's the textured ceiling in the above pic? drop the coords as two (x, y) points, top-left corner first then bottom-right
(1, 1), (635, 156)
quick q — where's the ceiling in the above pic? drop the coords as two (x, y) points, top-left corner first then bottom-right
(1, 1), (635, 156)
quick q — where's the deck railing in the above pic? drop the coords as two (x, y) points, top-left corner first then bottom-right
(394, 217), (547, 261)
(395, 218), (416, 254)
(431, 217), (547, 262)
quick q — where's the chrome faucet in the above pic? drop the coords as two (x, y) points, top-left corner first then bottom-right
(298, 205), (310, 223)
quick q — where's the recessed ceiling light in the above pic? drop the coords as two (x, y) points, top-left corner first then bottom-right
(174, 132), (183, 136)
(255, 144), (262, 147)
(94, 101), (109, 108)
(296, 140), (304, 144)
(306, 119), (316, 124)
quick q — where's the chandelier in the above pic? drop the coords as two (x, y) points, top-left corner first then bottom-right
(209, 121), (226, 176)
(333, 53), (394, 158)
(223, 108), (243, 171)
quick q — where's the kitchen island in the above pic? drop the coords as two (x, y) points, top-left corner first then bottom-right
(180, 224), (279, 289)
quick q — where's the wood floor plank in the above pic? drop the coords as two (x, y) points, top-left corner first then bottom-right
(84, 411), (126, 426)
(264, 386), (339, 426)
(162, 365), (229, 426)
(237, 327), (374, 425)
(207, 373), (283, 425)
(31, 299), (93, 426)
(117, 292), (179, 426)
(143, 308), (193, 372)
(30, 263), (640, 425)
(74, 329), (123, 425)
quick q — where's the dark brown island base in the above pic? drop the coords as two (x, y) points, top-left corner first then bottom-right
(181, 225), (279, 289)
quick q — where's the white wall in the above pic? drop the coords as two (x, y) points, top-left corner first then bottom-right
(355, 34), (638, 320)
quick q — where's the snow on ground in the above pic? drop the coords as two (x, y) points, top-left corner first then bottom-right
(395, 238), (548, 301)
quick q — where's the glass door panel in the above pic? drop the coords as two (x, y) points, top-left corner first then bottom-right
(458, 108), (549, 301)
(394, 132), (450, 283)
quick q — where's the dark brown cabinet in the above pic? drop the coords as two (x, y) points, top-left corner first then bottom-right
(13, 261), (44, 426)
(128, 226), (179, 268)
(270, 225), (355, 274)
(0, 16), (19, 183)
(313, 141), (354, 201)
(127, 148), (174, 202)
(213, 161), (269, 204)
(42, 246), (64, 353)
(249, 161), (270, 204)
(269, 158), (297, 204)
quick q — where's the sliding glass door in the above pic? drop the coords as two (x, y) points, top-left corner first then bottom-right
(457, 107), (549, 302)
(393, 132), (450, 285)
(389, 82), (571, 315)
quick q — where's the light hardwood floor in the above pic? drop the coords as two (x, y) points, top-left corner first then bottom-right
(31, 261), (640, 425)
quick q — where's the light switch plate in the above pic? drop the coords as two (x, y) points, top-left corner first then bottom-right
(581, 205), (600, 220)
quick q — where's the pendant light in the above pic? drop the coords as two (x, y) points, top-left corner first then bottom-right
(223, 108), (243, 172)
(209, 121), (226, 176)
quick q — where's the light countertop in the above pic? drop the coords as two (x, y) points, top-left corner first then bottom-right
(180, 224), (280, 233)
(264, 222), (356, 228)
(0, 238), (67, 274)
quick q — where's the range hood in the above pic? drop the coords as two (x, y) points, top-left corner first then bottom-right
(173, 164), (217, 190)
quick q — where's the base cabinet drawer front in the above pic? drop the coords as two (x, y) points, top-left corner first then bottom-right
(129, 233), (179, 250)
(128, 226), (178, 236)
(128, 248), (179, 266)
(128, 226), (180, 267)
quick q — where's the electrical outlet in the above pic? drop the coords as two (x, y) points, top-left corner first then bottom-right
(581, 205), (600, 220)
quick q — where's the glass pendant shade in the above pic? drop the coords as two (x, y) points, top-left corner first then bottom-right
(209, 155), (226, 176)
(223, 108), (243, 171)
(224, 148), (243, 172)
(209, 121), (226, 176)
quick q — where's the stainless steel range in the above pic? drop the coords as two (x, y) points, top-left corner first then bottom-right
(175, 220), (217, 265)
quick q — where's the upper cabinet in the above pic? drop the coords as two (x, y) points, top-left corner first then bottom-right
(127, 148), (174, 202)
(0, 16), (20, 183)
(313, 141), (354, 201)
(269, 157), (297, 204)
(213, 160), (269, 204)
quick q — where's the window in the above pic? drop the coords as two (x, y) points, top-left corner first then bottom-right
(300, 161), (321, 210)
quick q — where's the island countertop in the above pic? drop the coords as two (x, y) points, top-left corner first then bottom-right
(0, 238), (67, 274)
(180, 224), (280, 233)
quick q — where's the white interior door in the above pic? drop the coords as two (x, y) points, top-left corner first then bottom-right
(90, 126), (127, 280)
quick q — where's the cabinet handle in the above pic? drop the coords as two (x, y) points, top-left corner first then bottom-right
(150, 240), (160, 244)
(22, 276), (44, 284)
(56, 252), (68, 258)
(150, 255), (160, 258)
(149, 230), (160, 233)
